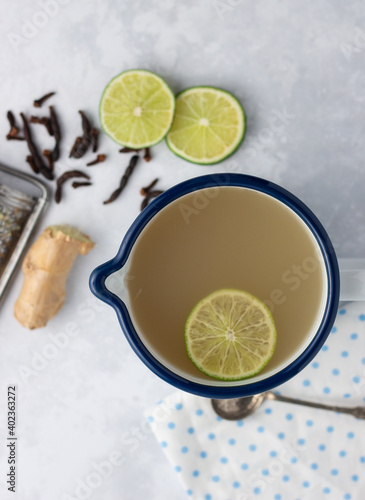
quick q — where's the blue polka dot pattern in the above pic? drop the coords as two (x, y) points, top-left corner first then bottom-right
(187, 489), (192, 496)
(145, 303), (365, 500)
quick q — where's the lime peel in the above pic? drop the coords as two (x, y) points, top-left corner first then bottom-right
(185, 289), (276, 381)
(166, 86), (246, 165)
(99, 69), (175, 148)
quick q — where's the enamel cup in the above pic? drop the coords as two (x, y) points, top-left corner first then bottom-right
(90, 174), (365, 398)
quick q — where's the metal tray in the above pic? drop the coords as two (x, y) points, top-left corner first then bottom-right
(0, 163), (49, 303)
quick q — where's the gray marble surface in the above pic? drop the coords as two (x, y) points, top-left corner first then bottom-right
(0, 1), (364, 499)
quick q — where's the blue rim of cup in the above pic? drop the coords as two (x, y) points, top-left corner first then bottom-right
(89, 173), (340, 398)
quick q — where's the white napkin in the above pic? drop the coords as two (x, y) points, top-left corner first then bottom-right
(145, 302), (365, 500)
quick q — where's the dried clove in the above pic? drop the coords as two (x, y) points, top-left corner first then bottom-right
(119, 146), (151, 162)
(143, 148), (151, 162)
(90, 128), (99, 153)
(119, 147), (141, 153)
(86, 154), (106, 166)
(103, 155), (139, 205)
(25, 155), (39, 174)
(33, 92), (55, 108)
(78, 110), (92, 154)
(20, 112), (53, 180)
(6, 111), (24, 140)
(140, 178), (159, 196)
(49, 106), (61, 161)
(140, 190), (164, 211)
(30, 116), (53, 136)
(69, 111), (92, 158)
(43, 149), (54, 173)
(72, 181), (92, 188)
(69, 137), (83, 158)
(55, 170), (90, 203)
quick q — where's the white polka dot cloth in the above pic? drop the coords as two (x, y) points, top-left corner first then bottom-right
(145, 302), (365, 500)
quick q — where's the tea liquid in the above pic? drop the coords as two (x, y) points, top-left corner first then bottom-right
(125, 187), (326, 384)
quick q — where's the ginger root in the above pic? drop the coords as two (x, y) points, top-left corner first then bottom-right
(14, 224), (94, 329)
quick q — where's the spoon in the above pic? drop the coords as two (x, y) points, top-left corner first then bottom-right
(211, 393), (365, 421)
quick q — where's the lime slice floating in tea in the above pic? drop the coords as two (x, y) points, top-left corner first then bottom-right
(185, 289), (276, 380)
(166, 86), (246, 164)
(99, 69), (175, 148)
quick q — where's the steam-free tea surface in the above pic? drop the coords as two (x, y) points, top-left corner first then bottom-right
(125, 187), (326, 383)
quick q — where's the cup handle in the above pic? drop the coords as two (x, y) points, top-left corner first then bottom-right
(339, 259), (365, 301)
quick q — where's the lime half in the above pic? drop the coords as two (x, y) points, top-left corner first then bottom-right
(100, 69), (175, 148)
(166, 86), (246, 164)
(185, 289), (276, 380)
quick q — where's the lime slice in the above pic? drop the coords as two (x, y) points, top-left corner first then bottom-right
(166, 86), (246, 164)
(99, 69), (175, 148)
(185, 289), (276, 380)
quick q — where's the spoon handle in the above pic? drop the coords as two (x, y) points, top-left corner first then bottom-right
(265, 392), (365, 419)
